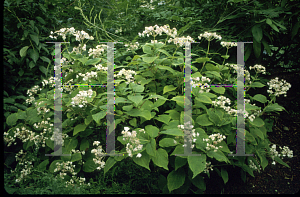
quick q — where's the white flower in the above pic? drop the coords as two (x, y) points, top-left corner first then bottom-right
(136, 153), (142, 158)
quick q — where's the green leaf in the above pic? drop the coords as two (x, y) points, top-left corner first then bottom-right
(252, 94), (267, 103)
(207, 150), (230, 163)
(163, 85), (177, 94)
(104, 157), (117, 175)
(74, 124), (87, 135)
(167, 168), (186, 192)
(157, 49), (171, 57)
(29, 49), (39, 63)
(195, 57), (210, 63)
(92, 111), (106, 124)
(37, 159), (49, 172)
(159, 138), (177, 147)
(250, 127), (264, 139)
(250, 81), (265, 88)
(266, 18), (272, 25)
(252, 24), (263, 43)
(206, 109), (221, 126)
(83, 160), (97, 172)
(269, 23), (279, 32)
(18, 69), (24, 76)
(151, 148), (169, 171)
(65, 138), (78, 152)
(175, 156), (187, 171)
(274, 156), (290, 168)
(196, 94), (212, 104)
(29, 61), (35, 68)
(142, 56), (158, 63)
(6, 113), (17, 126)
(196, 114), (213, 126)
(36, 16), (46, 24)
(128, 95), (144, 107)
(253, 39), (261, 58)
(221, 167), (229, 184)
(221, 55), (230, 59)
(261, 39), (272, 55)
(80, 138), (89, 151)
(263, 103), (285, 113)
(39, 66), (48, 75)
(71, 153), (82, 162)
(210, 86), (225, 94)
(145, 125), (159, 138)
(188, 154), (206, 179)
(146, 139), (156, 156)
(143, 45), (153, 54)
(20, 46), (29, 57)
(160, 128), (184, 136)
(291, 21), (300, 40)
(30, 34), (39, 46)
(157, 65), (176, 74)
(84, 58), (101, 66)
(132, 150), (151, 171)
(205, 63), (219, 71)
(40, 56), (51, 63)
(190, 174), (206, 190)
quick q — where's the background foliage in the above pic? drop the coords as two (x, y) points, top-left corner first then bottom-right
(3, 0), (300, 194)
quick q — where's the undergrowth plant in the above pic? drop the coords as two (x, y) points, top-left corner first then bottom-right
(4, 24), (294, 194)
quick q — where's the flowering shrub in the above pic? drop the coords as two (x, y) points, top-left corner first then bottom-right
(4, 24), (294, 193)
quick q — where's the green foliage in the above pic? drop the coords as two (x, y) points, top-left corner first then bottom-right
(4, 0), (298, 194)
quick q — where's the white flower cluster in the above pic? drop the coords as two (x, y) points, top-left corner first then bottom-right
(226, 63), (251, 84)
(168, 35), (195, 47)
(114, 68), (137, 84)
(198, 32), (222, 41)
(124, 42), (139, 51)
(138, 24), (177, 39)
(220, 41), (238, 49)
(95, 64), (108, 72)
(76, 71), (98, 82)
(203, 133), (225, 152)
(267, 77), (291, 97)
(13, 150), (33, 183)
(49, 27), (94, 41)
(191, 76), (211, 93)
(91, 141), (106, 170)
(50, 129), (69, 147)
(34, 100), (51, 115)
(88, 44), (107, 59)
(71, 43), (86, 54)
(53, 160), (90, 187)
(203, 161), (214, 173)
(121, 127), (144, 158)
(150, 40), (164, 44)
(3, 122), (52, 150)
(139, 0), (156, 10)
(212, 96), (237, 116)
(70, 89), (93, 108)
(249, 64), (266, 75)
(248, 156), (262, 173)
(25, 85), (42, 104)
(269, 144), (293, 165)
(175, 122), (199, 149)
(240, 107), (262, 122)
